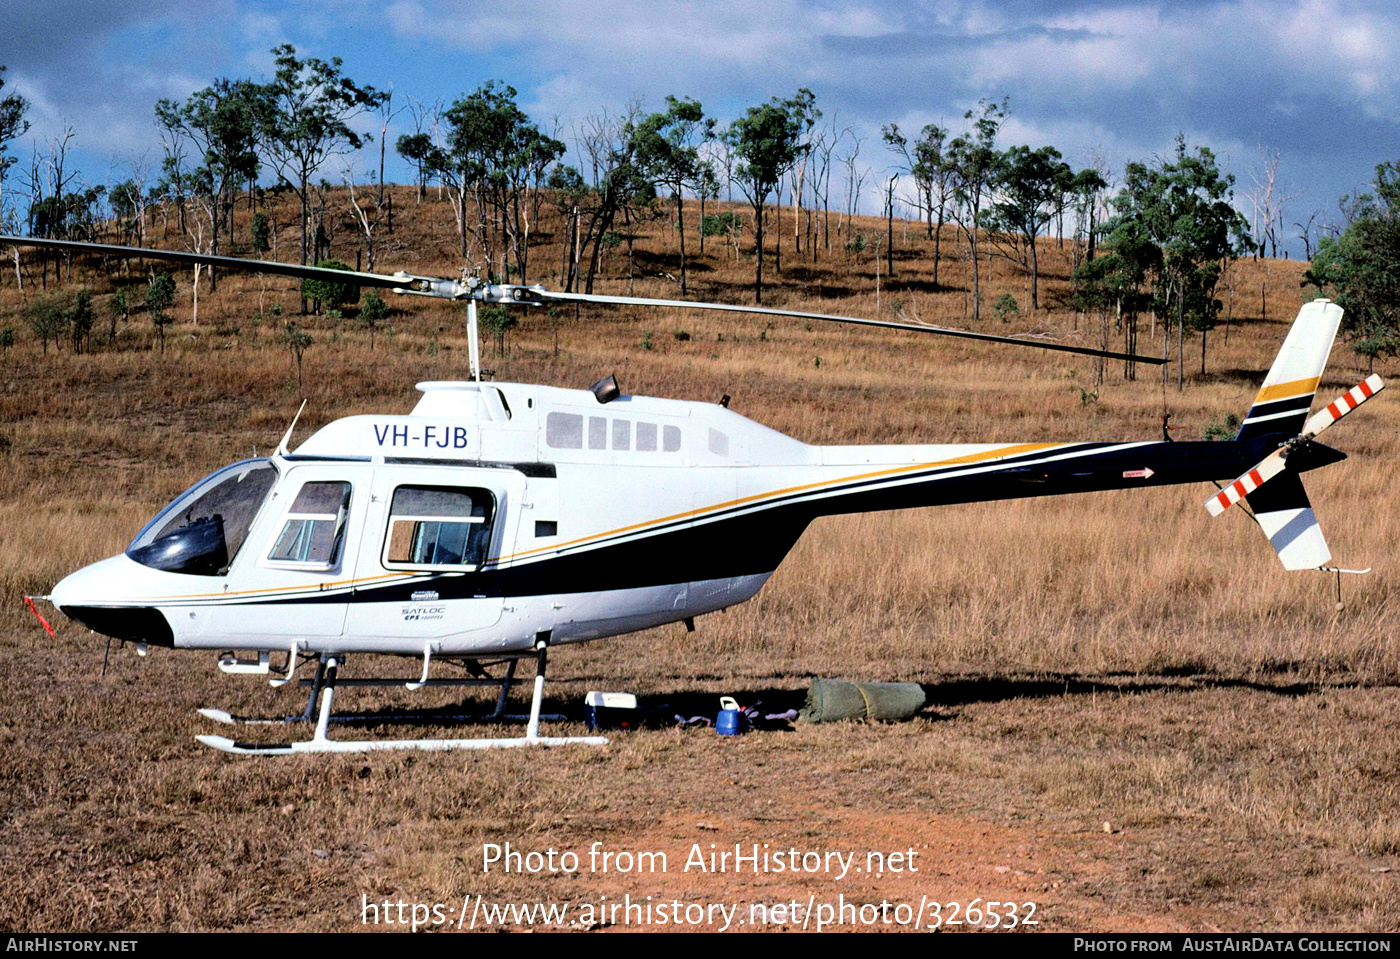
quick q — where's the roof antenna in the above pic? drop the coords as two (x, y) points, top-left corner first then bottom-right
(276, 399), (308, 457)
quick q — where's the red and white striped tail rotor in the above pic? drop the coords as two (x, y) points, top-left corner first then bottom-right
(1203, 374), (1384, 518)
(1205, 448), (1287, 516)
(1300, 374), (1384, 439)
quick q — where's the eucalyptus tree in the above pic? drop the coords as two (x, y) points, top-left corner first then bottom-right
(418, 82), (564, 282)
(1100, 136), (1251, 385)
(395, 131), (438, 212)
(882, 121), (953, 285)
(154, 77), (262, 290)
(946, 98), (1007, 322)
(565, 104), (652, 294)
(632, 95), (713, 294)
(0, 65), (29, 266)
(110, 179), (145, 244)
(809, 120), (843, 258)
(145, 271), (175, 354)
(1303, 159), (1400, 370)
(23, 294), (65, 355)
(1072, 165), (1109, 263)
(784, 89), (820, 262)
(258, 44), (385, 284)
(724, 92), (808, 303)
(986, 144), (1074, 310)
(457, 83), (565, 284)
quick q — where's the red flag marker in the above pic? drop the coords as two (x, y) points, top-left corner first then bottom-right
(23, 596), (56, 639)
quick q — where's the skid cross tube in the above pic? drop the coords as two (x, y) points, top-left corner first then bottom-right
(196, 647), (607, 754)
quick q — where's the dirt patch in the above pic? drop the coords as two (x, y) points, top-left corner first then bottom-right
(538, 806), (1224, 932)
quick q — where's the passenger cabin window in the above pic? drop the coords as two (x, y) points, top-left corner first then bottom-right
(383, 486), (493, 571)
(268, 481), (352, 567)
(542, 411), (683, 455)
(546, 412), (582, 449)
(708, 428), (729, 457)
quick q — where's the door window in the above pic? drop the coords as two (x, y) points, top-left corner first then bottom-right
(267, 481), (352, 567)
(382, 486), (495, 571)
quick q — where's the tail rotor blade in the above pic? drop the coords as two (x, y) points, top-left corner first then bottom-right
(1205, 448), (1287, 517)
(1300, 374), (1384, 440)
(1206, 375), (1383, 519)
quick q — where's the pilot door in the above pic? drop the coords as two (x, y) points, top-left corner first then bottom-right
(208, 463), (363, 640)
(343, 466), (522, 643)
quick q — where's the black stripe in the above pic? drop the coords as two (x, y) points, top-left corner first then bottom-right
(384, 457), (557, 477)
(1237, 413), (1308, 445)
(1245, 394), (1314, 421)
(158, 442), (1125, 606)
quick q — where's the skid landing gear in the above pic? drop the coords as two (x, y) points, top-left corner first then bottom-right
(196, 640), (607, 754)
(198, 657), (330, 726)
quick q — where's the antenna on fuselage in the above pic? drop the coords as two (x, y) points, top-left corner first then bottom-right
(275, 399), (308, 457)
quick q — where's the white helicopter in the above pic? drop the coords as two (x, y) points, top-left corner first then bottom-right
(6, 236), (1384, 755)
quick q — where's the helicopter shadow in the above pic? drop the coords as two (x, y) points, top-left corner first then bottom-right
(916, 669), (1328, 711)
(289, 667), (1350, 732)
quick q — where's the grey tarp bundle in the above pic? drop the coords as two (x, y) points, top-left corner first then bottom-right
(799, 678), (927, 723)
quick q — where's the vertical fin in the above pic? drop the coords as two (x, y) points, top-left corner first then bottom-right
(1235, 299), (1342, 444)
(1246, 472), (1331, 570)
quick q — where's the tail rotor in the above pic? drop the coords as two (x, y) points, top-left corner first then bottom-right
(1204, 373), (1384, 570)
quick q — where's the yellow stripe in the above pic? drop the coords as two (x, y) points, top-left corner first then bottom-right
(493, 442), (1062, 563)
(1254, 376), (1320, 405)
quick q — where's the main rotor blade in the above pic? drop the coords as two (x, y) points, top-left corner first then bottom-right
(3, 234), (1166, 364)
(0, 236), (449, 294)
(528, 289), (1168, 365)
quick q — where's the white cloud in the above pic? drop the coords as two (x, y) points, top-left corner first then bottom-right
(0, 0), (1393, 248)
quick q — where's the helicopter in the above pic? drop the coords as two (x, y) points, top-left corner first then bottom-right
(5, 236), (1384, 755)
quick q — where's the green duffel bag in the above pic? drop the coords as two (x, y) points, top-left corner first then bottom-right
(799, 678), (927, 723)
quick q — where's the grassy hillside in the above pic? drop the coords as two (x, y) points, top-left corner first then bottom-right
(2, 187), (1398, 932)
(0, 185), (1389, 677)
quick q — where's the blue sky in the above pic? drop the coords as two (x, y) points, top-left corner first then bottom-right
(1, 0), (1397, 256)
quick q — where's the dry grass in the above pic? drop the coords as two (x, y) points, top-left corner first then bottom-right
(1, 188), (1398, 931)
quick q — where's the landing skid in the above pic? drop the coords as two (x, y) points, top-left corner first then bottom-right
(196, 734), (607, 755)
(197, 642), (607, 754)
(196, 708), (568, 727)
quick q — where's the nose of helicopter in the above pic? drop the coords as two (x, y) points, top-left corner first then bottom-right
(50, 554), (130, 608)
(49, 555), (176, 647)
